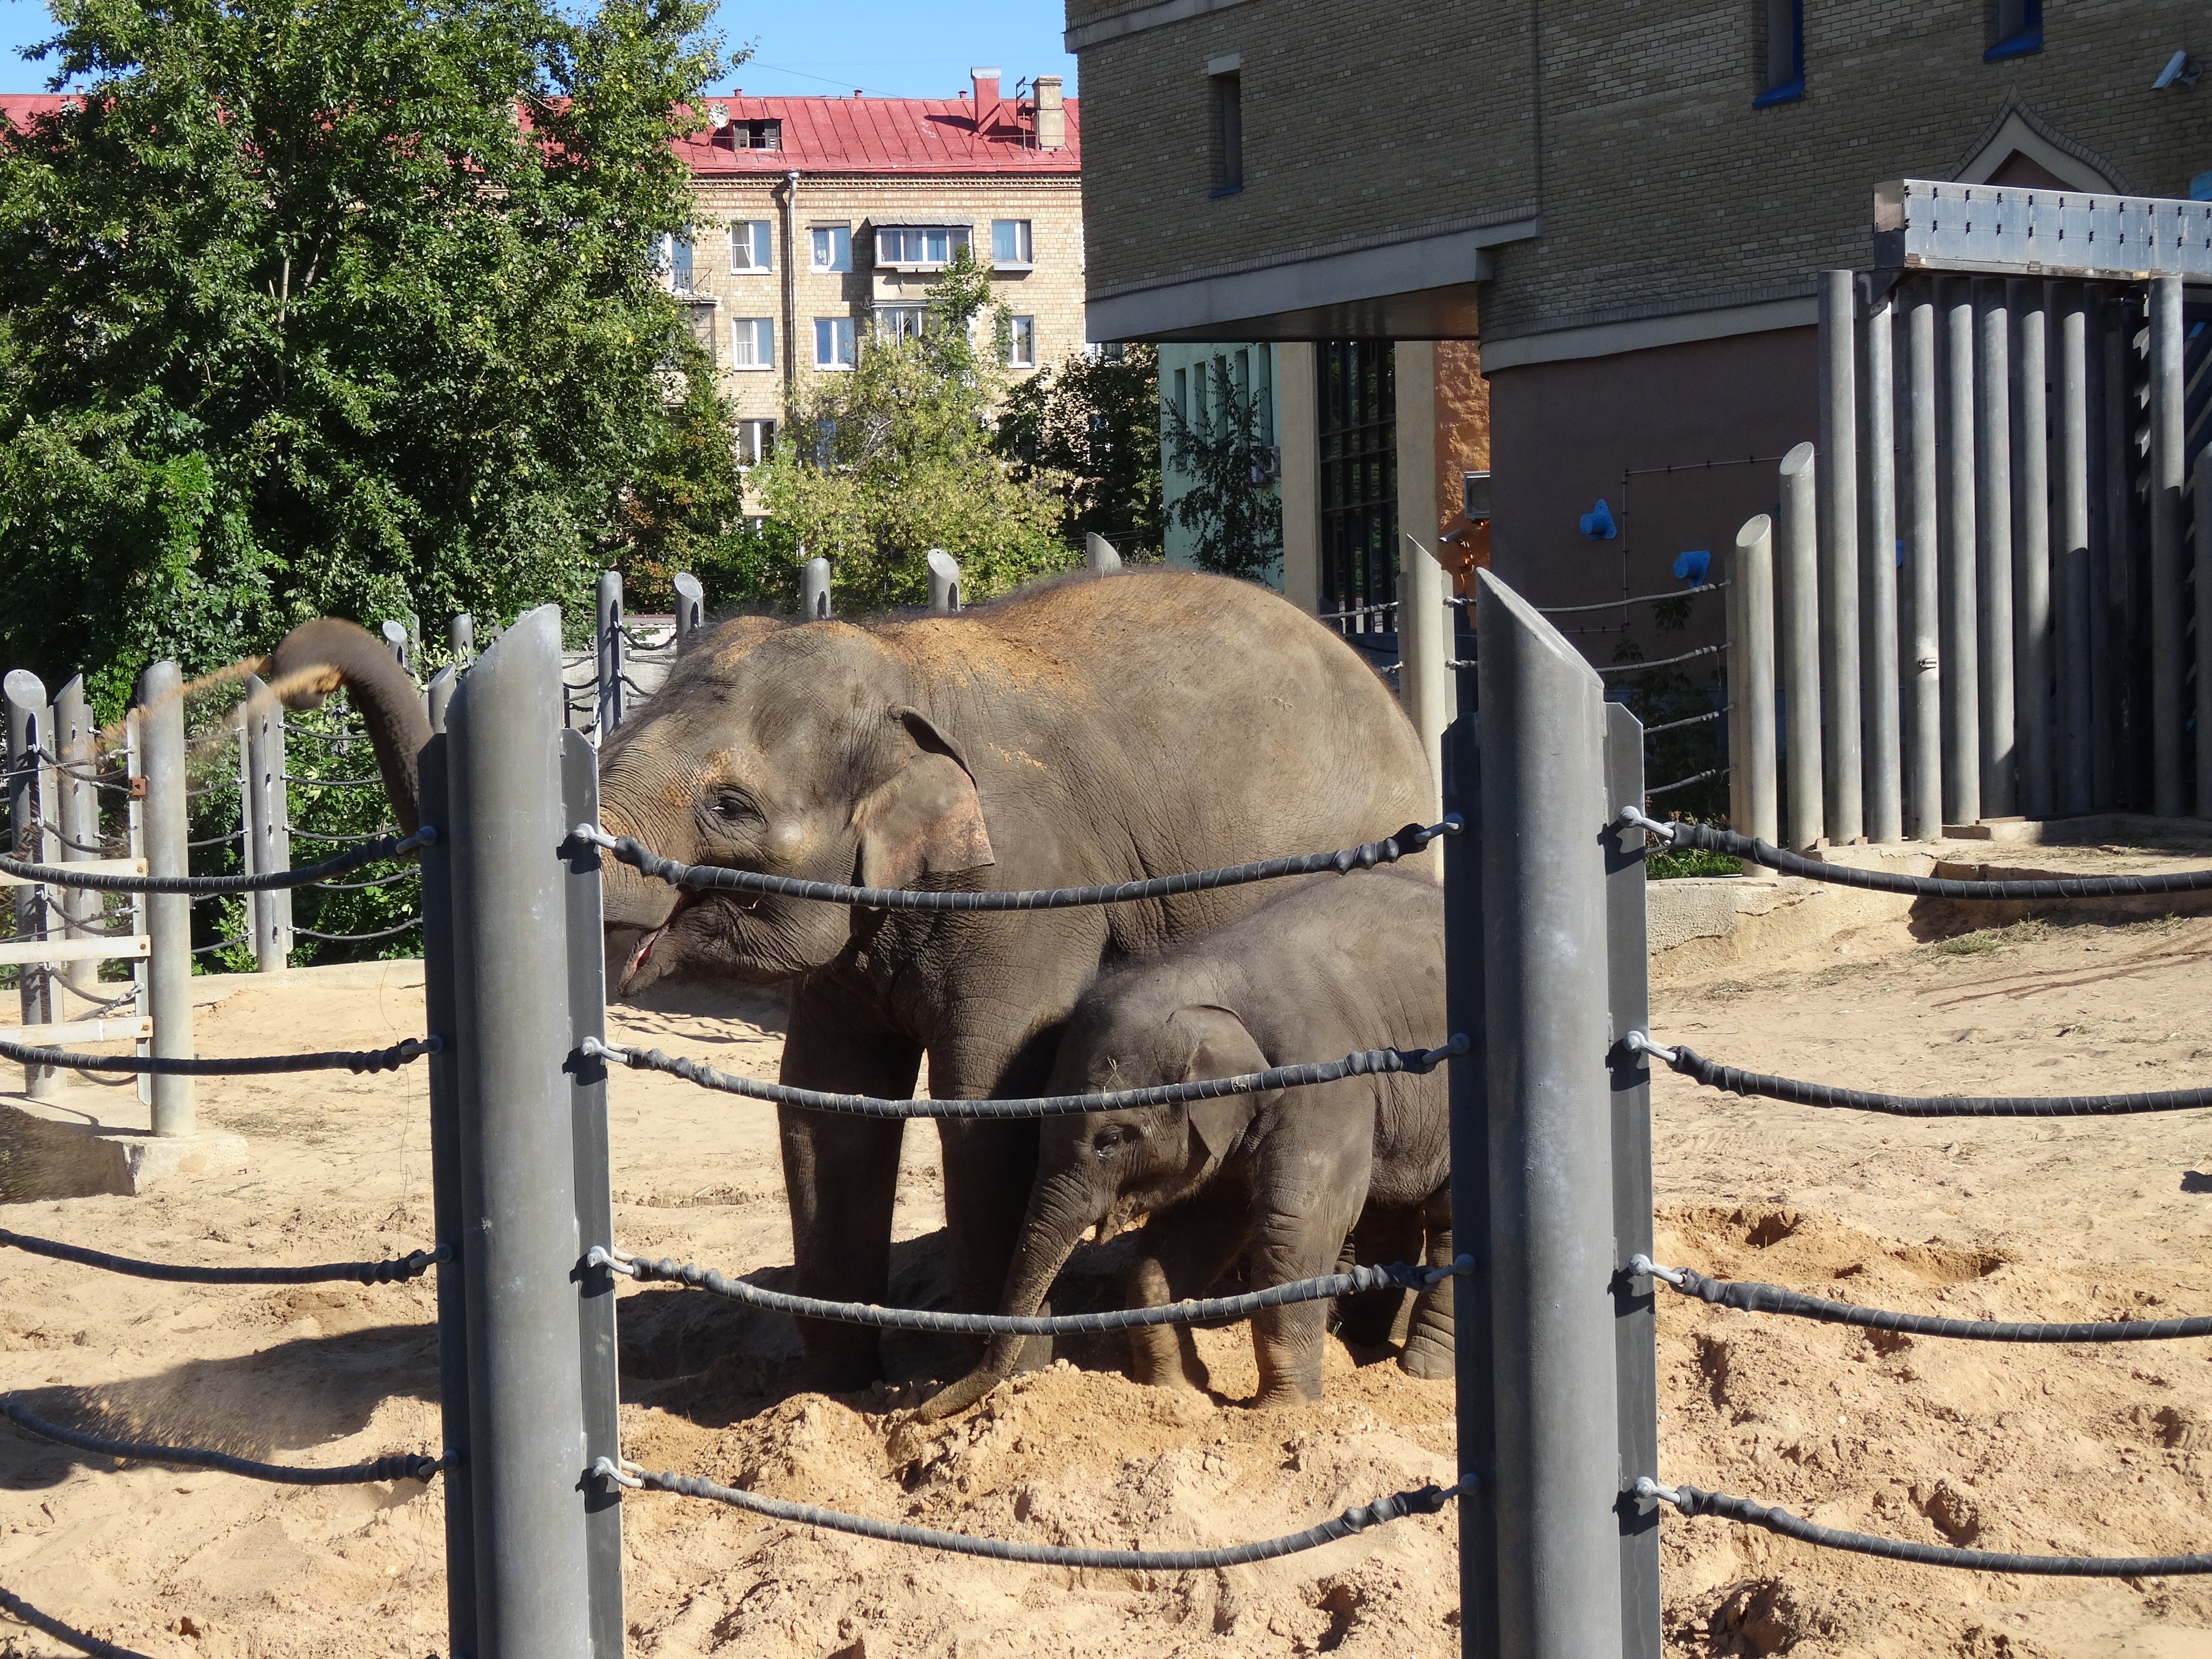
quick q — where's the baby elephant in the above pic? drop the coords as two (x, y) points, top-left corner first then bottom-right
(917, 868), (1453, 1420)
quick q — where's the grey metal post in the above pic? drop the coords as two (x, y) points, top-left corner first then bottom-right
(137, 661), (193, 1135)
(243, 675), (289, 972)
(55, 675), (102, 997)
(1941, 278), (1981, 827)
(926, 548), (960, 613)
(2148, 275), (2186, 817)
(800, 556), (832, 620)
(1818, 271), (1863, 844)
(126, 709), (150, 1104)
(2196, 447), (2212, 819)
(441, 604), (621, 1658)
(1975, 281), (2016, 818)
(1471, 568), (1623, 1658)
(1777, 442), (1822, 848)
(2054, 285), (2094, 817)
(672, 573), (704, 646)
(1084, 532), (1123, 573)
(1858, 278), (1902, 843)
(427, 666), (457, 735)
(1903, 280), (1943, 839)
(450, 614), (476, 665)
(1728, 514), (1779, 847)
(2010, 280), (2053, 821)
(2099, 292), (2133, 811)
(594, 570), (624, 733)
(381, 619), (413, 676)
(5, 671), (57, 1095)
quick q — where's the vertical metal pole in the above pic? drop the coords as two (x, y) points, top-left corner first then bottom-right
(1903, 280), (1944, 839)
(1777, 442), (1822, 848)
(427, 667), (457, 735)
(237, 696), (265, 967)
(1941, 278), (1981, 828)
(2196, 447), (2212, 819)
(5, 672), (56, 1094)
(126, 710), (149, 1104)
(926, 549), (961, 614)
(2148, 275), (2186, 817)
(1728, 514), (1779, 846)
(244, 676), (288, 972)
(1602, 704), (1659, 1659)
(381, 620), (413, 675)
(1472, 568), (1624, 1659)
(450, 614), (476, 665)
(800, 557), (832, 620)
(443, 605), (617, 1659)
(2011, 280), (2053, 821)
(1818, 271), (1863, 844)
(672, 573), (704, 646)
(1975, 280), (2016, 818)
(1084, 532), (1123, 573)
(1859, 278), (1902, 843)
(595, 571), (624, 733)
(55, 675), (101, 998)
(2098, 291), (2132, 809)
(138, 661), (193, 1136)
(2054, 285), (2095, 817)
(1402, 531), (1453, 827)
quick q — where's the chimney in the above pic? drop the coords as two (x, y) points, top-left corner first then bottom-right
(1034, 74), (1065, 149)
(970, 66), (1001, 128)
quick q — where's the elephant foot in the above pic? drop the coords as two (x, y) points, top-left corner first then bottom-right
(1127, 1324), (1210, 1393)
(909, 1365), (1004, 1425)
(1251, 1376), (1325, 1410)
(1397, 1336), (1455, 1380)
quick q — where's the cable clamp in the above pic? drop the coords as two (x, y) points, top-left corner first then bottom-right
(1633, 1475), (1681, 1507)
(1423, 1254), (1477, 1286)
(593, 1455), (642, 1490)
(1628, 1253), (1686, 1288)
(585, 1245), (637, 1278)
(1624, 1028), (1679, 1066)
(578, 1035), (634, 1066)
(1615, 804), (1676, 841)
(572, 823), (620, 851)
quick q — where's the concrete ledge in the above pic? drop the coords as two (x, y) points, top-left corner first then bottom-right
(0, 1103), (247, 1198)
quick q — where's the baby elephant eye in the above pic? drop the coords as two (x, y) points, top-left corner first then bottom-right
(1091, 1124), (1136, 1156)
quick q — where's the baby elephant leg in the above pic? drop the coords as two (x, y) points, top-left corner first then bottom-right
(1332, 1206), (1419, 1348)
(1398, 1185), (1455, 1380)
(1248, 1212), (1358, 1409)
(1124, 1204), (1244, 1394)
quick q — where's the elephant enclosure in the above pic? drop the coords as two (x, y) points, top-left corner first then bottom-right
(3, 914), (2211, 1658)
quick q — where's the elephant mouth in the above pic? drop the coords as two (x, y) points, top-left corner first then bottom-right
(621, 890), (695, 991)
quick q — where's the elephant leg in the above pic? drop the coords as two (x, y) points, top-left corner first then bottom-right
(1247, 1201), (1363, 1409)
(1399, 1185), (1456, 1380)
(777, 995), (923, 1390)
(1124, 1202), (1247, 1394)
(1333, 1204), (1419, 1348)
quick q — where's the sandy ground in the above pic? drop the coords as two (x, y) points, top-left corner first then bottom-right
(1, 909), (2209, 1658)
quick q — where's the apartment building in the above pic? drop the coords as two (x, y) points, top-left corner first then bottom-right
(664, 69), (1084, 474)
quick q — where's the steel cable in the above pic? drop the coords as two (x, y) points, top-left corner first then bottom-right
(311, 867), (421, 891)
(1597, 643), (1726, 675)
(0, 1033), (439, 1076)
(294, 916), (422, 943)
(585, 1034), (1466, 1120)
(0, 1583), (151, 1659)
(1639, 1479), (2212, 1576)
(594, 1246), (1467, 1333)
(581, 818), (1457, 912)
(1642, 707), (1727, 736)
(1538, 581), (1730, 615)
(1647, 766), (1729, 800)
(189, 933), (248, 955)
(0, 827), (431, 894)
(3, 1400), (445, 1486)
(281, 773), (381, 788)
(601, 1458), (1469, 1569)
(1, 1229), (447, 1286)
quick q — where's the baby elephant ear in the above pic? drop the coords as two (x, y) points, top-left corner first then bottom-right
(1170, 1004), (1272, 1162)
(853, 707), (996, 891)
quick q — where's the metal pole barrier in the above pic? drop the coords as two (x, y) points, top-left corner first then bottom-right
(55, 675), (101, 998)
(450, 614), (476, 665)
(126, 709), (150, 1104)
(1903, 278), (1944, 839)
(2148, 274), (2186, 817)
(243, 675), (288, 972)
(1728, 514), (1779, 847)
(427, 666), (457, 735)
(1084, 532), (1123, 573)
(235, 699), (261, 964)
(672, 573), (704, 646)
(4, 671), (57, 1096)
(380, 619), (413, 676)
(2196, 446), (2212, 820)
(1818, 270), (1863, 844)
(1470, 568), (1623, 1656)
(2054, 284), (2095, 817)
(2100, 290), (2136, 810)
(1777, 441), (1822, 849)
(2011, 279), (2054, 821)
(1975, 279), (2016, 818)
(1402, 532), (1453, 827)
(926, 549), (961, 614)
(595, 570), (624, 734)
(1941, 276), (1981, 828)
(1859, 277), (1902, 843)
(441, 604), (621, 1658)
(800, 556), (832, 620)
(137, 660), (193, 1135)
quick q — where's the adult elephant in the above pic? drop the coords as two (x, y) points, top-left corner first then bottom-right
(270, 571), (1435, 1388)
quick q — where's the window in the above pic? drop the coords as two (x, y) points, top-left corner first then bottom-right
(683, 302), (716, 356)
(1210, 70), (1243, 194)
(812, 224), (852, 272)
(731, 220), (774, 272)
(1986, 0), (2041, 60)
(1754, 0), (1803, 105)
(878, 305), (926, 343)
(731, 317), (774, 369)
(990, 219), (1033, 266)
(1317, 341), (1397, 627)
(731, 119), (781, 151)
(737, 419), (776, 467)
(814, 316), (856, 368)
(875, 225), (970, 267)
(1171, 366), (1187, 425)
(659, 229), (695, 291)
(1007, 315), (1035, 367)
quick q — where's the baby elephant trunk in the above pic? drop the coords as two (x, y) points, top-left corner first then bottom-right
(914, 1181), (1095, 1422)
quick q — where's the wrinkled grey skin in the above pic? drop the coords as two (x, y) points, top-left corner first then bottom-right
(916, 868), (1452, 1420)
(277, 572), (1435, 1389)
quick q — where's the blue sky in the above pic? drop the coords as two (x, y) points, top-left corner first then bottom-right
(0, 0), (1077, 97)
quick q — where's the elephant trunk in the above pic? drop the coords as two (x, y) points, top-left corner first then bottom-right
(267, 619), (434, 835)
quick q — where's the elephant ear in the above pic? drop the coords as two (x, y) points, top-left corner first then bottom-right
(1170, 1004), (1272, 1163)
(853, 707), (996, 891)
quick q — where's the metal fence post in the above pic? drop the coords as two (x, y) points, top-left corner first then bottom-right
(1472, 568), (1624, 1658)
(381, 620), (414, 676)
(595, 571), (624, 734)
(1818, 270), (1863, 845)
(2010, 279), (2054, 821)
(5, 671), (57, 1096)
(137, 661), (193, 1135)
(55, 675), (102, 998)
(427, 666), (457, 735)
(1941, 276), (1981, 828)
(1859, 277), (1902, 844)
(243, 675), (290, 971)
(926, 549), (961, 613)
(672, 573), (704, 645)
(439, 604), (620, 1659)
(2099, 290), (2134, 812)
(451, 614), (476, 665)
(126, 709), (150, 1104)
(1777, 442), (1822, 849)
(1084, 533), (1123, 573)
(2147, 275), (2186, 817)
(1975, 280), (2016, 818)
(2054, 285), (2095, 818)
(1728, 514), (1779, 848)
(1903, 280), (1944, 839)
(801, 556), (832, 620)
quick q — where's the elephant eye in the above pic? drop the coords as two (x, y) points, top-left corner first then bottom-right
(1092, 1124), (1137, 1156)
(705, 786), (762, 827)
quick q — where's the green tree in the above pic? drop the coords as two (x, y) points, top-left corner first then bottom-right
(1161, 357), (1282, 581)
(751, 244), (1074, 612)
(996, 342), (1162, 559)
(0, 0), (731, 712)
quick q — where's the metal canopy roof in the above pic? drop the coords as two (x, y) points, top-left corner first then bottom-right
(1875, 179), (2212, 281)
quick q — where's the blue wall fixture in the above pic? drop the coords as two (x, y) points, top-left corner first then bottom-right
(1579, 498), (1618, 539)
(1672, 549), (1711, 585)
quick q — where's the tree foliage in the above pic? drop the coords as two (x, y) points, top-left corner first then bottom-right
(996, 342), (1161, 559)
(0, 0), (733, 712)
(749, 245), (1074, 613)
(1161, 356), (1282, 581)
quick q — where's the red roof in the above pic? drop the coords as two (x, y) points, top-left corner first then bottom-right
(0, 94), (75, 128)
(674, 94), (1079, 177)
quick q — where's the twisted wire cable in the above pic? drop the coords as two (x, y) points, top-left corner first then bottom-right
(1537, 581), (1730, 615)
(1629, 1030), (2212, 1118)
(0, 1033), (439, 1076)
(1621, 807), (2212, 900)
(585, 1034), (1466, 1120)
(295, 916), (422, 943)
(1597, 643), (1726, 676)
(0, 1583), (151, 1659)
(579, 818), (1457, 912)
(281, 774), (381, 788)
(2, 1229), (447, 1286)
(188, 828), (247, 849)
(600, 1458), (1470, 1569)
(1642, 707), (1727, 736)
(592, 1245), (1468, 1333)
(286, 826), (399, 844)
(1647, 766), (1729, 800)
(1633, 1256), (2212, 1342)
(1639, 1479), (2212, 1576)
(311, 867), (421, 891)
(189, 934), (249, 955)
(0, 827), (433, 894)
(3, 1400), (445, 1486)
